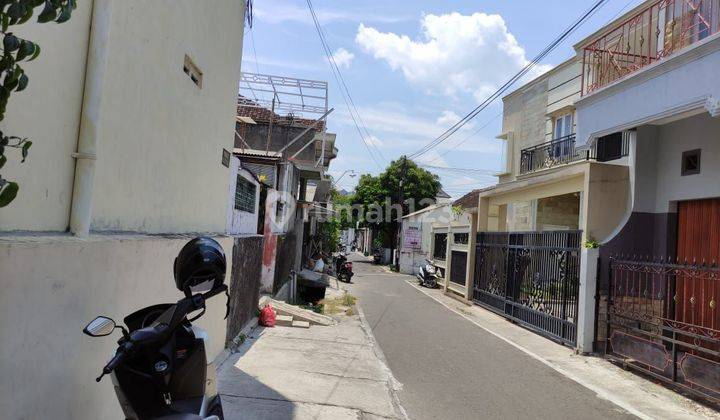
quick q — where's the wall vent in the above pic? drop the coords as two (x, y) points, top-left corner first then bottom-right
(681, 149), (701, 176)
(183, 55), (203, 88)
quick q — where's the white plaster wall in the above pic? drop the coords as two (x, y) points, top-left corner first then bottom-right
(546, 59), (581, 115)
(576, 37), (720, 146)
(226, 159), (260, 235)
(654, 113), (720, 211)
(89, 0), (244, 233)
(0, 2), (93, 231)
(0, 235), (232, 419)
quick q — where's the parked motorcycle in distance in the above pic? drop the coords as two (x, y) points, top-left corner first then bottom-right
(417, 259), (439, 288)
(83, 237), (228, 420)
(334, 252), (354, 283)
(372, 249), (382, 264)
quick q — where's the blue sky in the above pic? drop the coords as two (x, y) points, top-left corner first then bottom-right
(243, 0), (637, 196)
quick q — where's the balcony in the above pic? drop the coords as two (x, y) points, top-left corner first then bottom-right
(520, 133), (631, 175)
(581, 0), (719, 95)
(520, 135), (588, 174)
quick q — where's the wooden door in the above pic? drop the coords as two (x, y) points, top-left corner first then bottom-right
(676, 199), (720, 330)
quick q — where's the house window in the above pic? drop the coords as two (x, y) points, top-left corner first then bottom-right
(596, 132), (625, 162)
(453, 233), (469, 245)
(553, 113), (574, 140)
(681, 149), (701, 176)
(234, 175), (256, 213)
(433, 233), (447, 260)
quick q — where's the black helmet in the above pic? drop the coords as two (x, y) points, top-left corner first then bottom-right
(174, 237), (226, 295)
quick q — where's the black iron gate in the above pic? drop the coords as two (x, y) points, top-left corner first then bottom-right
(606, 257), (720, 403)
(473, 231), (581, 345)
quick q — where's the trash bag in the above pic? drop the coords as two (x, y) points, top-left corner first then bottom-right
(259, 304), (276, 327)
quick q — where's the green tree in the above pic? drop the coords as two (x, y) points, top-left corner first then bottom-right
(0, 0), (77, 207)
(353, 157), (440, 248)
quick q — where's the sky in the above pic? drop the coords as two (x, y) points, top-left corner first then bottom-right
(242, 0), (639, 196)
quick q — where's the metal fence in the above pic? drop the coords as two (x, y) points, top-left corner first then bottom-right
(474, 230), (582, 345)
(519, 135), (590, 175)
(606, 256), (720, 403)
(581, 0), (720, 95)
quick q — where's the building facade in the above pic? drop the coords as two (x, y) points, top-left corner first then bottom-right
(0, 1), (248, 418)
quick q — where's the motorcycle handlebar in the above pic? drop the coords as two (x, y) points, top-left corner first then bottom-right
(96, 348), (128, 382)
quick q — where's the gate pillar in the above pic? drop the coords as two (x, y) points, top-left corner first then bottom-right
(577, 247), (599, 354)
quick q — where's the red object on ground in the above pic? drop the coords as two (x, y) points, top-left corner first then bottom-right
(259, 304), (276, 327)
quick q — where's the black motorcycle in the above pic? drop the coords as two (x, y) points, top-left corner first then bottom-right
(334, 253), (354, 282)
(372, 249), (382, 264)
(83, 237), (228, 420)
(417, 259), (438, 288)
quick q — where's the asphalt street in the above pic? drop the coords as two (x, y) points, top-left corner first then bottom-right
(345, 254), (636, 420)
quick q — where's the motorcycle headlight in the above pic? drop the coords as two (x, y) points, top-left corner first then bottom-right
(426, 265), (436, 274)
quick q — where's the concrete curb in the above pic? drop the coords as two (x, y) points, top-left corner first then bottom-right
(355, 303), (409, 420)
(217, 316), (259, 369)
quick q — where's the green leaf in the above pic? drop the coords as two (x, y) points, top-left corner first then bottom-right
(20, 140), (31, 161)
(0, 154), (6, 169)
(18, 2), (34, 24)
(56, 4), (71, 23)
(16, 73), (27, 91)
(28, 43), (41, 61)
(1, 13), (9, 32)
(37, 0), (56, 23)
(7, 1), (26, 20)
(3, 33), (20, 52)
(16, 41), (35, 62)
(0, 181), (18, 207)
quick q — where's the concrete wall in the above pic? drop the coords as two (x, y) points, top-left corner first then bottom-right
(399, 205), (457, 274)
(1, 0), (246, 234)
(0, 235), (233, 419)
(575, 36), (720, 146)
(500, 79), (549, 182)
(90, 0), (244, 233)
(0, 2), (93, 231)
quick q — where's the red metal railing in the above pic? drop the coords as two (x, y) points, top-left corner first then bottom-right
(581, 0), (720, 95)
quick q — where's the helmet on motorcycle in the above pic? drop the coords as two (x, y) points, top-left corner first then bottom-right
(173, 237), (226, 295)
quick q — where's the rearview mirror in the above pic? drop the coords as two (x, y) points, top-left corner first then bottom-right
(83, 316), (117, 337)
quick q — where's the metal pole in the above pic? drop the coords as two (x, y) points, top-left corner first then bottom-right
(279, 108), (334, 155)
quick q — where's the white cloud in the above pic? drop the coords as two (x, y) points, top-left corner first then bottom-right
(436, 110), (461, 126)
(355, 12), (552, 102)
(332, 48), (355, 68)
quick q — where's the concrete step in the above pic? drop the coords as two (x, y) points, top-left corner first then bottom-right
(291, 320), (310, 329)
(259, 296), (335, 326)
(275, 314), (293, 327)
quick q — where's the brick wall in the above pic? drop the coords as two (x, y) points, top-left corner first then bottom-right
(536, 193), (580, 230)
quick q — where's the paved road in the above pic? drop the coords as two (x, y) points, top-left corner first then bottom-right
(345, 254), (635, 420)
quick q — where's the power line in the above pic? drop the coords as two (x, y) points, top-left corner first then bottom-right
(420, 164), (497, 175)
(408, 0), (610, 160)
(427, 112), (502, 164)
(305, 0), (386, 169)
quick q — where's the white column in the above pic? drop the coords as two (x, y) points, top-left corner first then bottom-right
(577, 247), (599, 353)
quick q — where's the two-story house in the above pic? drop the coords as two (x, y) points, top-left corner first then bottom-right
(574, 0), (720, 402)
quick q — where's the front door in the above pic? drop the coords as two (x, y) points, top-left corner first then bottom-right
(676, 198), (720, 330)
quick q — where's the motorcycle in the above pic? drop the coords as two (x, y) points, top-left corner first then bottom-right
(334, 253), (354, 283)
(417, 259), (438, 288)
(83, 237), (228, 420)
(372, 249), (382, 264)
